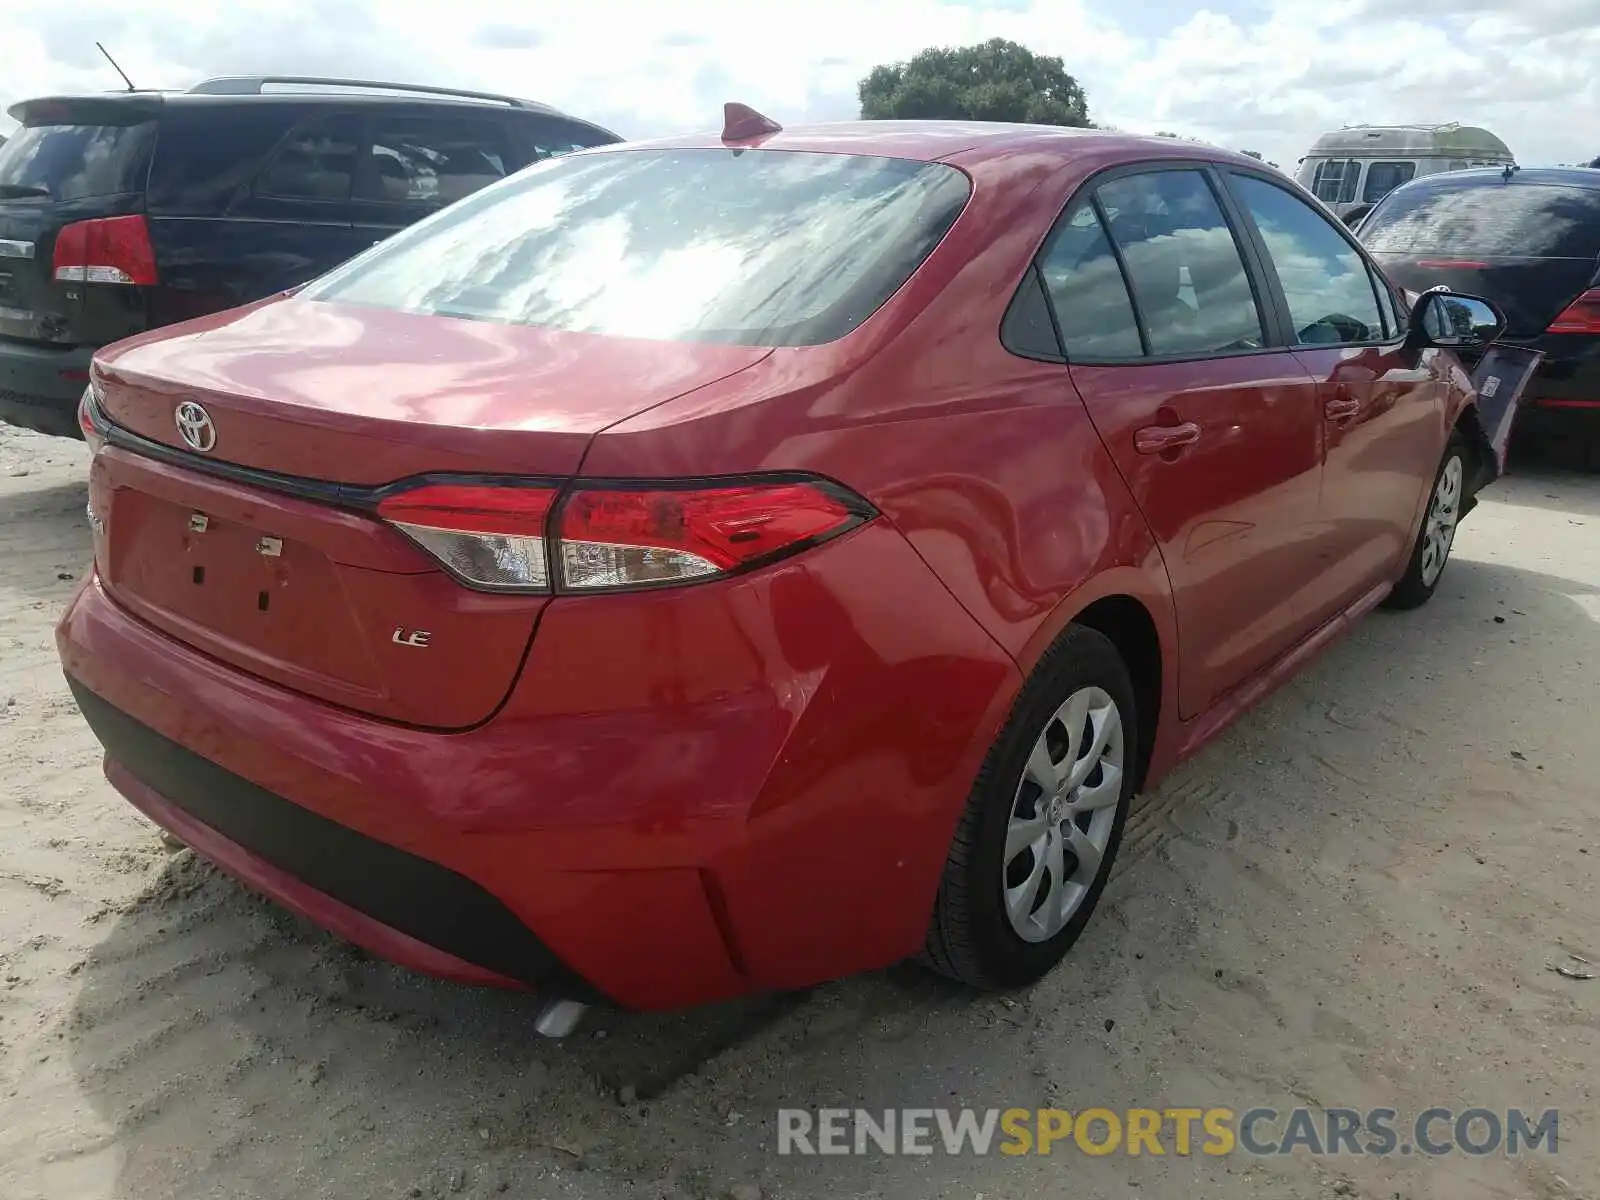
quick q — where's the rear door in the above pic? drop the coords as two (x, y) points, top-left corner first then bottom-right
(215, 111), (372, 299)
(1047, 165), (1327, 718)
(0, 97), (159, 350)
(1222, 168), (1445, 627)
(1307, 157), (1361, 217)
(347, 112), (519, 245)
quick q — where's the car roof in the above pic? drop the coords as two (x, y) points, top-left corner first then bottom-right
(616, 120), (1273, 169)
(1397, 166), (1600, 192)
(5, 84), (609, 132)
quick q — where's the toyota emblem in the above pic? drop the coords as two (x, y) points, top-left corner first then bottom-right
(174, 400), (216, 453)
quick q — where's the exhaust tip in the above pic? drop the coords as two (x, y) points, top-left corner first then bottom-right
(533, 998), (587, 1038)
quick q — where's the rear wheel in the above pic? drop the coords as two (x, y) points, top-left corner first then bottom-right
(923, 625), (1136, 990)
(1383, 433), (1468, 611)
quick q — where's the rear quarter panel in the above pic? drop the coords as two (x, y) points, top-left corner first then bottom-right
(584, 142), (1180, 739)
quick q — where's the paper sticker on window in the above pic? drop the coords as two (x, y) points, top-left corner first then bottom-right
(1481, 376), (1501, 397)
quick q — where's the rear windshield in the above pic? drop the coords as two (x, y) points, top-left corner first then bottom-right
(1361, 179), (1600, 259)
(0, 121), (155, 201)
(301, 147), (972, 347)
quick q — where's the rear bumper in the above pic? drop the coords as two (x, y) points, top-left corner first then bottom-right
(72, 681), (588, 994)
(58, 521), (1019, 1010)
(103, 750), (532, 991)
(1500, 347), (1600, 459)
(0, 340), (94, 437)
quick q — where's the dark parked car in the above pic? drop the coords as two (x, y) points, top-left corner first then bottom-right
(0, 75), (619, 437)
(1358, 167), (1600, 466)
(61, 114), (1510, 1025)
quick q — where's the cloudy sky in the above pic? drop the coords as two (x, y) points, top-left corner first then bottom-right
(2, 0), (1597, 170)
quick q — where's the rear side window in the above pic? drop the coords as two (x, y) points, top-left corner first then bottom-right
(303, 148), (971, 348)
(1034, 205), (1143, 358)
(1096, 170), (1265, 357)
(1311, 159), (1359, 205)
(1229, 174), (1386, 345)
(518, 115), (620, 161)
(257, 116), (359, 202)
(359, 117), (511, 206)
(1363, 161), (1416, 204)
(0, 121), (155, 201)
(1360, 180), (1600, 259)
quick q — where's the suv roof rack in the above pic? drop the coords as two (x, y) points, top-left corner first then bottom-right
(185, 75), (559, 114)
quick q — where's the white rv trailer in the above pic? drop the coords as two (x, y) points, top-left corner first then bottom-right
(1295, 123), (1515, 224)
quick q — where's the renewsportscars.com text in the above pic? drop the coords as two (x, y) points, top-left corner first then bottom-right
(776, 1107), (1559, 1157)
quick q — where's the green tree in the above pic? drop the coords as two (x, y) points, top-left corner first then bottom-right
(858, 38), (1091, 127)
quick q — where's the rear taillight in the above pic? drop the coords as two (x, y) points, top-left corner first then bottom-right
(78, 376), (106, 456)
(558, 482), (864, 590)
(375, 476), (873, 594)
(376, 483), (557, 592)
(1547, 289), (1600, 335)
(52, 215), (158, 286)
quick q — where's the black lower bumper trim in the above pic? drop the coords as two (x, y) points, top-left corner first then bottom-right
(66, 677), (606, 1002)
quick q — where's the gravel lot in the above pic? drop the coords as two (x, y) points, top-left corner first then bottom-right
(1, 423), (1596, 1200)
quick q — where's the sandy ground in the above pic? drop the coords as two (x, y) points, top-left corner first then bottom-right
(0, 421), (1596, 1200)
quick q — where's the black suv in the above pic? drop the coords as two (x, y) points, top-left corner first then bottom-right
(0, 75), (620, 437)
(1359, 167), (1600, 467)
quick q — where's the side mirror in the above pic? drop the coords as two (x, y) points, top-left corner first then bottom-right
(1407, 289), (1507, 351)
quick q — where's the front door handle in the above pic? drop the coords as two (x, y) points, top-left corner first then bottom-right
(1324, 396), (1361, 421)
(1133, 421), (1202, 455)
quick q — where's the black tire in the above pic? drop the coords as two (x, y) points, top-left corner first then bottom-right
(1382, 432), (1470, 611)
(923, 624), (1137, 990)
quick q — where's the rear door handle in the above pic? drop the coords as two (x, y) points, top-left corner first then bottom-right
(1133, 421), (1202, 455)
(1324, 396), (1361, 421)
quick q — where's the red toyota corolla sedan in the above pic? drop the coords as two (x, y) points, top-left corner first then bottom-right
(58, 112), (1507, 1024)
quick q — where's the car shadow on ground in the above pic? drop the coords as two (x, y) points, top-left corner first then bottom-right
(59, 527), (1600, 1200)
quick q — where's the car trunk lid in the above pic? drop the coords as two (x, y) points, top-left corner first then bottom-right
(89, 296), (771, 726)
(93, 296), (772, 480)
(1374, 254), (1600, 340)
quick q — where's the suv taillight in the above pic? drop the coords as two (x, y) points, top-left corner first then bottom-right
(375, 477), (874, 593)
(53, 215), (159, 286)
(1547, 289), (1600, 335)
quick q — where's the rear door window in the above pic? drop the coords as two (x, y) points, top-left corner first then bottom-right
(1311, 159), (1360, 205)
(1228, 173), (1386, 345)
(1359, 179), (1600, 259)
(302, 147), (971, 347)
(1363, 161), (1416, 204)
(256, 116), (360, 202)
(1094, 169), (1266, 357)
(357, 117), (512, 207)
(0, 121), (155, 201)
(1033, 204), (1143, 359)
